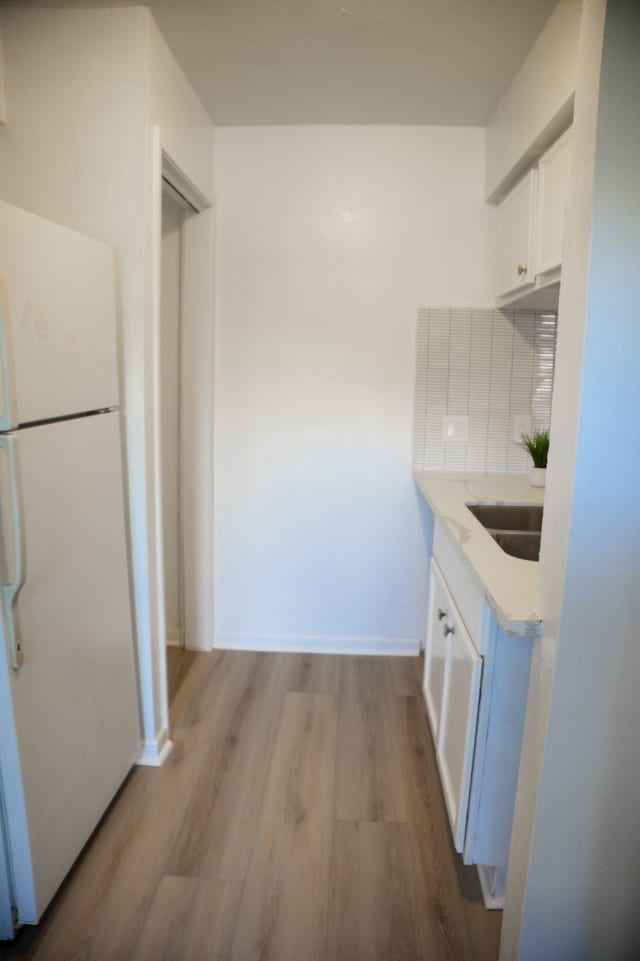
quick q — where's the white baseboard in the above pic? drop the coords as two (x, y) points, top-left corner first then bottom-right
(477, 864), (506, 910)
(136, 728), (173, 767)
(214, 632), (420, 657)
(166, 629), (182, 647)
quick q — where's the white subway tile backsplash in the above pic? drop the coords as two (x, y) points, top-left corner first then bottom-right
(413, 307), (557, 474)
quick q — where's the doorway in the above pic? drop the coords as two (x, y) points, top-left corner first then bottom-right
(155, 159), (215, 663)
(160, 184), (190, 649)
(137, 138), (216, 766)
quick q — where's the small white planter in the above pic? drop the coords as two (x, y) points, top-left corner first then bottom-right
(529, 467), (546, 488)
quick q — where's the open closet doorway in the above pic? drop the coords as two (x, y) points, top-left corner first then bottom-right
(155, 155), (215, 673)
(142, 136), (215, 763)
(160, 183), (190, 649)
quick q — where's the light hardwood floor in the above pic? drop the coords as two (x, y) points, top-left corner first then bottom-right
(1, 649), (501, 961)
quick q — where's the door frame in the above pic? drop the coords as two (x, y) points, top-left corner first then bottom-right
(159, 179), (191, 653)
(139, 127), (215, 765)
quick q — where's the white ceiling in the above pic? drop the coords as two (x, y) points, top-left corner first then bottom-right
(6, 0), (558, 125)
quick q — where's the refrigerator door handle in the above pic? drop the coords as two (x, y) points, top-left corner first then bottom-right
(0, 434), (25, 670)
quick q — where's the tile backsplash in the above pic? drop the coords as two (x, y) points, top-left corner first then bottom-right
(412, 307), (557, 473)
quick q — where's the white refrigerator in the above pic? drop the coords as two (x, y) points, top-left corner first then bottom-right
(0, 201), (140, 938)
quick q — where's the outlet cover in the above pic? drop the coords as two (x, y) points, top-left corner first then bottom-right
(443, 415), (468, 443)
(513, 414), (532, 443)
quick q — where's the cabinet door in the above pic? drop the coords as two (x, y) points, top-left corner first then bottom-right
(535, 128), (572, 277)
(495, 170), (537, 298)
(438, 607), (483, 853)
(423, 560), (450, 746)
(463, 627), (533, 868)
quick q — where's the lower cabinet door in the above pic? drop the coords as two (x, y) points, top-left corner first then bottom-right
(423, 560), (450, 746)
(438, 608), (483, 853)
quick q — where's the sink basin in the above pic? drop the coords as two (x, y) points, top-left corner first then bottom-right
(490, 530), (541, 562)
(466, 503), (543, 561)
(466, 503), (543, 532)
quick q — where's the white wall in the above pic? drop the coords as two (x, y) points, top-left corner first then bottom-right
(500, 1), (640, 958)
(160, 191), (184, 644)
(213, 126), (494, 653)
(0, 6), (214, 763)
(485, 0), (581, 201)
(147, 17), (215, 201)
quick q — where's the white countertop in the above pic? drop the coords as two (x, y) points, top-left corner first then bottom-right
(414, 471), (544, 637)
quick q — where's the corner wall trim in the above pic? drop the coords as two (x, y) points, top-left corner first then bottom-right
(477, 865), (506, 910)
(136, 728), (173, 767)
(214, 632), (420, 657)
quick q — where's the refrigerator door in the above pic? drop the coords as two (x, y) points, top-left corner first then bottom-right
(0, 411), (140, 922)
(0, 201), (119, 429)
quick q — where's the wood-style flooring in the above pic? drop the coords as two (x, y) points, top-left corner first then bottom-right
(1, 649), (501, 961)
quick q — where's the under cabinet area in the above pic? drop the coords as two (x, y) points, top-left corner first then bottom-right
(422, 518), (534, 908)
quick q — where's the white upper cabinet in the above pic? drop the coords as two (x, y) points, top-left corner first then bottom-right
(534, 127), (572, 278)
(494, 170), (537, 299)
(493, 127), (573, 308)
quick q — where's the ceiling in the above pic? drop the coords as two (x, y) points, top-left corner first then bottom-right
(5, 0), (558, 125)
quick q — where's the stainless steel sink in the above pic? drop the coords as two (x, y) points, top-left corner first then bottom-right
(490, 530), (541, 562)
(466, 503), (543, 561)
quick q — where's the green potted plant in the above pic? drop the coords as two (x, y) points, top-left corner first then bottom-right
(521, 429), (550, 487)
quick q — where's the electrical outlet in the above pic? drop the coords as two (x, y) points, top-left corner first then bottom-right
(513, 414), (532, 444)
(442, 415), (468, 443)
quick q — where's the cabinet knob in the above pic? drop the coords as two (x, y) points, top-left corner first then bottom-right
(517, 264), (528, 276)
(443, 623), (456, 637)
(437, 608), (447, 621)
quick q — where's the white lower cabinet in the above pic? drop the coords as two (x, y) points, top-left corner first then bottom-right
(438, 612), (482, 853)
(423, 554), (533, 908)
(424, 560), (482, 852)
